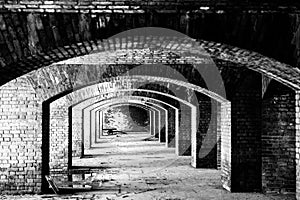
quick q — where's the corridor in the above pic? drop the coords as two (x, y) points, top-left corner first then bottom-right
(3, 133), (294, 200)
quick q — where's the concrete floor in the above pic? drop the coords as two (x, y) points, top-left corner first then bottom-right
(2, 133), (295, 200)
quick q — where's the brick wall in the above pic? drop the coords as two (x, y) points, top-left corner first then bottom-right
(176, 104), (193, 156)
(194, 93), (212, 168)
(104, 105), (149, 132)
(262, 80), (296, 193)
(71, 105), (82, 157)
(0, 77), (42, 194)
(166, 108), (177, 148)
(192, 94), (221, 169)
(230, 71), (262, 192)
(0, 11), (298, 92)
(47, 78), (190, 178)
(49, 97), (69, 180)
(220, 102), (231, 191)
(296, 91), (300, 200)
(159, 106), (173, 143)
(0, 0), (298, 13)
(0, 16), (298, 196)
(103, 105), (150, 132)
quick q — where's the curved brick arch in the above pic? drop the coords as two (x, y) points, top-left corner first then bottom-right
(0, 9), (299, 199)
(0, 11), (299, 89)
(49, 84), (196, 170)
(72, 94), (176, 156)
(94, 102), (164, 136)
(83, 97), (181, 149)
(14, 27), (298, 96)
(87, 100), (167, 141)
(88, 102), (162, 147)
(72, 97), (169, 157)
(48, 82), (232, 189)
(100, 103), (162, 136)
(50, 88), (194, 160)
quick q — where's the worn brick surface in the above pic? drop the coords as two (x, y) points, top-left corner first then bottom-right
(262, 80), (296, 193)
(0, 8), (299, 198)
(0, 77), (42, 194)
(48, 79), (187, 175)
(230, 71), (262, 192)
(71, 95), (172, 157)
(296, 91), (300, 200)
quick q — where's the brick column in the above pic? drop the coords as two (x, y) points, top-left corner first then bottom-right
(0, 77), (42, 194)
(83, 108), (92, 149)
(98, 111), (104, 138)
(90, 108), (97, 145)
(150, 110), (155, 135)
(220, 102), (232, 191)
(230, 73), (262, 192)
(192, 95), (219, 168)
(176, 104), (194, 156)
(71, 106), (82, 157)
(159, 108), (168, 143)
(95, 110), (100, 140)
(296, 91), (300, 200)
(159, 107), (170, 143)
(166, 108), (178, 148)
(49, 98), (69, 183)
(262, 82), (296, 194)
(154, 110), (161, 138)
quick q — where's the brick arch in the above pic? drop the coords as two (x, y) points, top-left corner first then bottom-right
(99, 102), (162, 135)
(72, 94), (177, 157)
(7, 27), (297, 95)
(0, 15), (299, 199)
(47, 77), (231, 189)
(85, 101), (164, 149)
(48, 88), (194, 189)
(0, 11), (299, 89)
(0, 74), (230, 194)
(83, 98), (173, 144)
(92, 101), (164, 137)
(49, 87), (195, 170)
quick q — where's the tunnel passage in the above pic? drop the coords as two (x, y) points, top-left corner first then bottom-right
(102, 104), (151, 133)
(94, 104), (159, 138)
(87, 102), (160, 148)
(0, 26), (299, 200)
(99, 104), (152, 136)
(45, 72), (225, 193)
(72, 95), (172, 158)
(48, 81), (196, 172)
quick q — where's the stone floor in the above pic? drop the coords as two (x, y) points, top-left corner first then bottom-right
(2, 133), (295, 200)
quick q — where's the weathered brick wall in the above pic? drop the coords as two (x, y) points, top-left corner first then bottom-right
(230, 71), (262, 192)
(47, 78), (190, 177)
(71, 105), (82, 157)
(296, 91), (300, 200)
(70, 94), (172, 157)
(0, 0), (298, 12)
(103, 105), (150, 132)
(0, 11), (298, 90)
(158, 106), (167, 143)
(216, 102), (221, 169)
(49, 97), (69, 180)
(194, 93), (212, 168)
(176, 103), (193, 156)
(149, 110), (156, 136)
(192, 94), (221, 169)
(220, 102), (231, 191)
(262, 80), (296, 193)
(0, 77), (42, 194)
(166, 107), (177, 148)
(0, 16), (298, 196)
